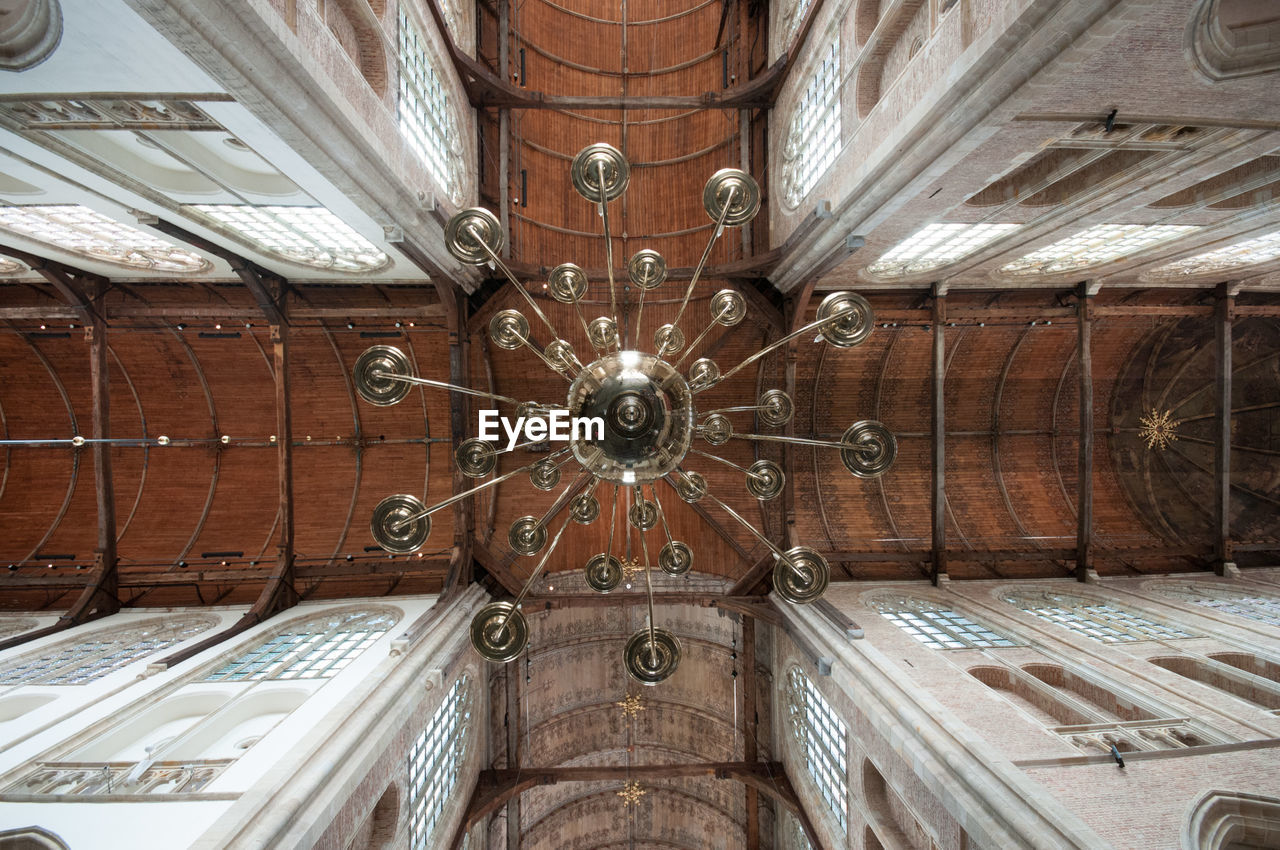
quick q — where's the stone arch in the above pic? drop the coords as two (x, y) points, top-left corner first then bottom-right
(1191, 0), (1280, 81)
(861, 758), (930, 850)
(1149, 655), (1280, 710)
(1149, 155), (1280, 208)
(1183, 789), (1280, 849)
(0, 0), (62, 71)
(0, 826), (70, 849)
(855, 0), (881, 46)
(1206, 652), (1280, 685)
(351, 780), (401, 850)
(967, 665), (1091, 726)
(1021, 663), (1156, 722)
(324, 0), (388, 96)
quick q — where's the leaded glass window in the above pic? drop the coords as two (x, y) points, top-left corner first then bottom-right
(866, 222), (1019, 278)
(409, 674), (472, 849)
(0, 205), (210, 273)
(202, 608), (399, 682)
(1145, 230), (1280, 280)
(0, 615), (215, 685)
(398, 9), (463, 205)
(871, 597), (1018, 649)
(1003, 590), (1193, 642)
(186, 205), (389, 272)
(782, 40), (840, 208)
(785, 667), (848, 831)
(999, 224), (1198, 276)
(1154, 583), (1280, 628)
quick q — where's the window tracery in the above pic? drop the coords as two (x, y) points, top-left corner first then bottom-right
(201, 607), (399, 682)
(865, 222), (1019, 278)
(0, 205), (211, 273)
(1142, 230), (1280, 280)
(1001, 589), (1194, 643)
(186, 205), (390, 272)
(409, 673), (472, 849)
(997, 224), (1198, 276)
(785, 667), (848, 830)
(781, 40), (840, 209)
(0, 615), (216, 686)
(1152, 583), (1280, 627)
(397, 9), (464, 206)
(869, 596), (1017, 649)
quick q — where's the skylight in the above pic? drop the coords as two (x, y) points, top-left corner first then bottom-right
(398, 9), (463, 205)
(999, 224), (1198, 276)
(782, 40), (841, 208)
(866, 222), (1019, 277)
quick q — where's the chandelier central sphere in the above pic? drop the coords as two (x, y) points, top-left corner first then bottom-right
(355, 141), (898, 686)
(568, 351), (694, 484)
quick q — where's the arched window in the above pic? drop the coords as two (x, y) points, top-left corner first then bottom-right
(397, 8), (464, 206)
(409, 673), (472, 850)
(780, 40), (841, 209)
(785, 667), (848, 831)
(1152, 582), (1280, 627)
(1192, 0), (1280, 81)
(201, 607), (399, 682)
(0, 615), (216, 686)
(1001, 589), (1194, 642)
(184, 205), (390, 272)
(869, 596), (1018, 649)
(0, 205), (211, 273)
(1143, 230), (1280, 281)
(865, 222), (1019, 279)
(998, 224), (1199, 277)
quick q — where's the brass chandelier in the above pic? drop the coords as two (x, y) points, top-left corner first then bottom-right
(353, 143), (895, 685)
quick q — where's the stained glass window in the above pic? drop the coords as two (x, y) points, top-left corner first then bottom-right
(782, 41), (841, 208)
(786, 667), (848, 831)
(187, 205), (389, 272)
(0, 205), (210, 273)
(999, 224), (1198, 276)
(0, 616), (215, 685)
(866, 222), (1019, 277)
(409, 674), (472, 849)
(1144, 230), (1280, 279)
(871, 597), (1018, 649)
(1003, 590), (1193, 642)
(398, 10), (463, 205)
(202, 608), (398, 682)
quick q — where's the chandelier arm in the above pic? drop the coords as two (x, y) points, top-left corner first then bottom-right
(495, 507), (579, 635)
(672, 474), (804, 580)
(369, 371), (522, 406)
(570, 297), (595, 350)
(537, 467), (595, 529)
(389, 458), (557, 531)
(511, 329), (577, 381)
(605, 483), (620, 562)
(632, 279), (648, 351)
(701, 404), (767, 416)
(634, 486), (659, 666)
(648, 483), (678, 560)
(729, 432), (880, 455)
(464, 223), (562, 342)
(708, 304), (859, 389)
(596, 160), (620, 349)
(688, 447), (771, 482)
(664, 185), (738, 354)
(672, 301), (734, 368)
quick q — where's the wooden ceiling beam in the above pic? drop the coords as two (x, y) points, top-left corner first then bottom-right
(149, 218), (288, 325)
(1214, 283), (1235, 574)
(931, 286), (947, 585)
(1075, 283), (1094, 581)
(0, 243), (108, 326)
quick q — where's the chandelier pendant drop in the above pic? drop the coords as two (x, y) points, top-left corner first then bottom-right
(354, 143), (896, 685)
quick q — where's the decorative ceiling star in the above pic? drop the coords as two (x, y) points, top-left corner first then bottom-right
(1138, 408), (1181, 451)
(617, 693), (645, 719)
(617, 780), (646, 807)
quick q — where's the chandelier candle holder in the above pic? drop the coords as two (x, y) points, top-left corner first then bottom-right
(354, 143), (896, 685)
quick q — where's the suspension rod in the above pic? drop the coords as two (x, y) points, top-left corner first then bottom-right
(671, 472), (804, 579)
(465, 223), (561, 341)
(371, 371), (521, 405)
(597, 160), (619, 349)
(709, 305), (858, 389)
(673, 300), (734, 368)
(665, 185), (738, 350)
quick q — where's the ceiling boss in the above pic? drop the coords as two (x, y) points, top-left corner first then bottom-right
(353, 143), (896, 685)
